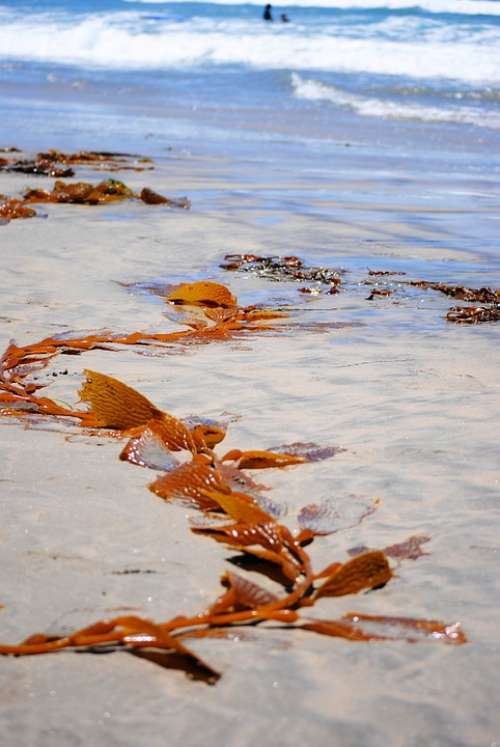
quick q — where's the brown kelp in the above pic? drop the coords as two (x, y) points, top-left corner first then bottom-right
(0, 207), (471, 681)
(220, 253), (344, 294)
(0, 175), (189, 224)
(0, 198), (37, 221)
(35, 148), (154, 171)
(0, 148), (154, 175)
(0, 280), (289, 420)
(219, 253), (499, 323)
(23, 178), (190, 208)
(404, 280), (499, 304)
(367, 275), (500, 323)
(446, 305), (500, 323)
(0, 369), (466, 681)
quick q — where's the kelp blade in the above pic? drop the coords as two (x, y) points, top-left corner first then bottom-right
(222, 449), (305, 470)
(209, 571), (279, 614)
(203, 488), (275, 525)
(80, 369), (162, 429)
(167, 281), (237, 308)
(149, 455), (230, 509)
(314, 551), (392, 598)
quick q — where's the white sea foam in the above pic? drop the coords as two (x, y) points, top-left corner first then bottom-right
(291, 72), (500, 128)
(0, 9), (499, 84)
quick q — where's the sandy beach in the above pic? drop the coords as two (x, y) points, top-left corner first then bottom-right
(1, 129), (499, 746)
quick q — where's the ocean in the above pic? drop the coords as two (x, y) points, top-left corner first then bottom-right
(1, 0), (500, 154)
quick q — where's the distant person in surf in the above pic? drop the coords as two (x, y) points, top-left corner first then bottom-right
(280, 13), (290, 22)
(263, 4), (273, 21)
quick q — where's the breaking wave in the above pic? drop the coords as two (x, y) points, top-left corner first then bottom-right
(291, 72), (500, 129)
(0, 7), (499, 84)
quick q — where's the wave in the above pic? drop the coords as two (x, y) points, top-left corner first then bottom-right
(124, 0), (500, 17)
(291, 72), (500, 129)
(0, 9), (499, 83)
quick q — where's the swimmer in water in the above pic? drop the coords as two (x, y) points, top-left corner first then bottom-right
(263, 4), (273, 21)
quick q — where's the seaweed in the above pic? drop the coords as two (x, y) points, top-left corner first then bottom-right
(297, 497), (378, 536)
(446, 305), (500, 324)
(220, 449), (306, 469)
(348, 535), (431, 562)
(0, 148), (154, 173)
(1, 159), (75, 177)
(24, 179), (129, 204)
(0, 198), (37, 222)
(220, 253), (344, 291)
(36, 149), (154, 172)
(220, 253), (500, 324)
(140, 187), (190, 208)
(301, 614), (465, 644)
(0, 368), (467, 680)
(17, 178), (188, 208)
(0, 492), (464, 677)
(149, 456), (229, 509)
(269, 442), (345, 462)
(0, 258), (469, 680)
(403, 280), (500, 323)
(0, 148), (158, 182)
(383, 535), (431, 561)
(0, 281), (289, 420)
(168, 281), (237, 308)
(406, 280), (499, 304)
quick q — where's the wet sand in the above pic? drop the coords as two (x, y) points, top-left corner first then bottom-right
(1, 144), (500, 746)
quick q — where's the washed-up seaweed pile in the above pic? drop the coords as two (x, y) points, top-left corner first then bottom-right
(0, 279), (466, 683)
(0, 148), (154, 177)
(403, 280), (500, 323)
(0, 146), (188, 223)
(221, 253), (500, 324)
(221, 253), (344, 293)
(0, 178), (189, 222)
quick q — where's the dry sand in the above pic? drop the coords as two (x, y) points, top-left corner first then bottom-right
(1, 149), (500, 746)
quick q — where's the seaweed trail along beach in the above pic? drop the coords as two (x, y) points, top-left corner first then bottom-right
(0, 0), (499, 745)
